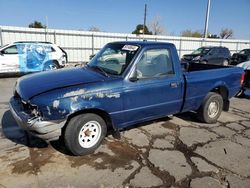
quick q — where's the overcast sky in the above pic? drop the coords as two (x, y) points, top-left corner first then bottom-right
(1, 0), (250, 39)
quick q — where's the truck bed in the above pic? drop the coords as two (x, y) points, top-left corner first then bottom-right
(181, 62), (243, 112)
(183, 62), (231, 72)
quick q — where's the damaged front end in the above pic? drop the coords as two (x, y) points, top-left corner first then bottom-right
(9, 92), (66, 142)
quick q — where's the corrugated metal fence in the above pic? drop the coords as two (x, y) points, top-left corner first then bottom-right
(1, 25), (250, 63)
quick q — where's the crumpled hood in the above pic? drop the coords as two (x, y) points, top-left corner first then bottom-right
(16, 67), (105, 101)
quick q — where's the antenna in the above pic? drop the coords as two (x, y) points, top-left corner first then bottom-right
(45, 16), (49, 42)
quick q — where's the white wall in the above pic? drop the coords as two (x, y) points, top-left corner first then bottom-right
(1, 25), (250, 63)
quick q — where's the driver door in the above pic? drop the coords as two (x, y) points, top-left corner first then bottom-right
(122, 48), (183, 127)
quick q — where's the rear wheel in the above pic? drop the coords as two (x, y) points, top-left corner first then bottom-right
(200, 60), (207, 64)
(235, 89), (245, 98)
(64, 113), (107, 156)
(197, 92), (223, 123)
(222, 59), (229, 66)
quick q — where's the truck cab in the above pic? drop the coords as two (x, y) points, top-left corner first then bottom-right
(10, 41), (243, 155)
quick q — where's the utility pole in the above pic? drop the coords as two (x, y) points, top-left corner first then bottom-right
(45, 16), (49, 42)
(203, 0), (211, 38)
(143, 4), (147, 37)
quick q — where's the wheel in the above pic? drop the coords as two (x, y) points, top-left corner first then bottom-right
(235, 89), (246, 98)
(200, 60), (207, 64)
(64, 113), (107, 156)
(197, 92), (223, 124)
(43, 61), (59, 71)
(222, 59), (229, 66)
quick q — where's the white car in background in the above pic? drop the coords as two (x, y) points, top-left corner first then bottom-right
(237, 60), (250, 70)
(0, 41), (67, 74)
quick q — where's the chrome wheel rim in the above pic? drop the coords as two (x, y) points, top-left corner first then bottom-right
(208, 101), (219, 118)
(78, 121), (102, 148)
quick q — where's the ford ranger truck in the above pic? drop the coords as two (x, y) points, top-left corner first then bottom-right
(9, 41), (244, 155)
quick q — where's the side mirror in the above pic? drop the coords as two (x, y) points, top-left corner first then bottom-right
(129, 69), (138, 82)
(208, 52), (213, 56)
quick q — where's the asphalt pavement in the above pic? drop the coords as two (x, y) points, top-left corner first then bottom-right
(0, 77), (250, 188)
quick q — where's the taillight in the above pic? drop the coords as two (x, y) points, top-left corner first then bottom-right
(241, 72), (245, 86)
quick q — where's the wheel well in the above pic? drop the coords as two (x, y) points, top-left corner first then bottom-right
(65, 109), (114, 131)
(211, 86), (229, 111)
(44, 60), (60, 67)
(52, 60), (60, 67)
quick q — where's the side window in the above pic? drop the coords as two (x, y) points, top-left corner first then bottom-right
(43, 45), (55, 52)
(2, 45), (18, 54)
(225, 49), (230, 56)
(221, 48), (230, 56)
(136, 49), (174, 79)
(246, 50), (250, 56)
(210, 48), (219, 55)
(218, 48), (224, 55)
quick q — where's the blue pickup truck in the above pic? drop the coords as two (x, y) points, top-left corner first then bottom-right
(10, 41), (243, 155)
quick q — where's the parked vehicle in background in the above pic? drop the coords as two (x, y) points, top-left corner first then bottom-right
(236, 60), (250, 97)
(230, 49), (250, 65)
(182, 46), (231, 66)
(10, 41), (243, 156)
(0, 41), (67, 74)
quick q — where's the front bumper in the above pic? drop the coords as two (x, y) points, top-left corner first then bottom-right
(9, 97), (66, 142)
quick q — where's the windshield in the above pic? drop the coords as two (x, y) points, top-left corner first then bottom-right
(0, 44), (9, 50)
(192, 47), (211, 55)
(87, 43), (139, 76)
(239, 49), (250, 55)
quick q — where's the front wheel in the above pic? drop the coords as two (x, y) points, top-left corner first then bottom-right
(197, 92), (223, 124)
(43, 61), (59, 71)
(64, 113), (107, 156)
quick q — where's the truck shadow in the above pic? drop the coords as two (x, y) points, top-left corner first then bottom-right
(1, 110), (174, 155)
(1, 110), (48, 148)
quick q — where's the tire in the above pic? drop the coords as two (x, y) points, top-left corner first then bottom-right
(43, 61), (59, 71)
(222, 59), (229, 66)
(197, 92), (223, 124)
(235, 89), (245, 98)
(64, 113), (107, 156)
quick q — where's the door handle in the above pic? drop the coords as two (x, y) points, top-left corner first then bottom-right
(170, 82), (178, 88)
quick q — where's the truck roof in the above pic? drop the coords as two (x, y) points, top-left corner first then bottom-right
(109, 41), (175, 48)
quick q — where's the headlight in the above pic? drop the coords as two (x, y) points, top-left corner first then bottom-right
(192, 56), (201, 61)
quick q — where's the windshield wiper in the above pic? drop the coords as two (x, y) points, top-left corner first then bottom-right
(89, 65), (110, 77)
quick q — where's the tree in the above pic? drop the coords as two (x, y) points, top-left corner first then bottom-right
(28, 21), (46, 28)
(220, 28), (233, 39)
(150, 16), (166, 35)
(132, 24), (152, 35)
(88, 26), (101, 32)
(181, 30), (203, 38)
